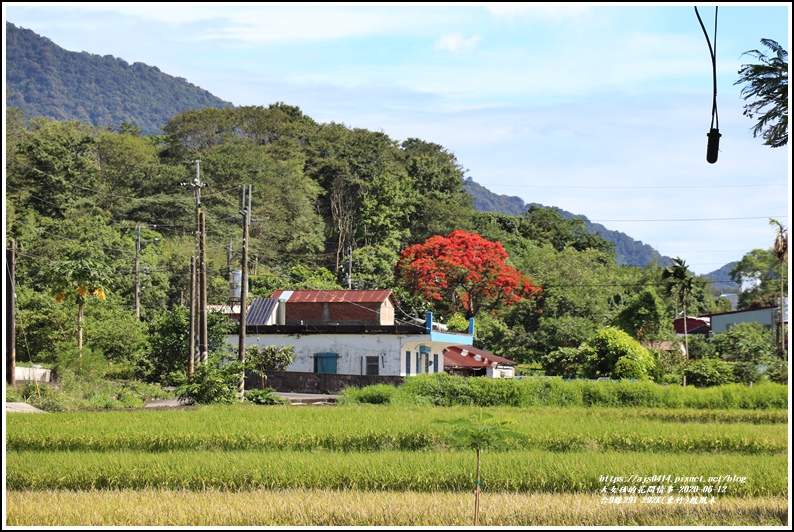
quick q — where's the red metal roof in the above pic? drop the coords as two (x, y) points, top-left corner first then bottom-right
(269, 289), (394, 304)
(443, 345), (517, 368)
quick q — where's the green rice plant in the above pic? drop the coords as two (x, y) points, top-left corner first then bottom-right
(6, 404), (788, 454)
(6, 449), (787, 496)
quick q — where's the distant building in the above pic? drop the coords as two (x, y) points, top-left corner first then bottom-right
(227, 291), (475, 391)
(719, 293), (739, 311)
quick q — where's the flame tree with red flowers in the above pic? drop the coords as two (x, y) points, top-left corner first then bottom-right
(394, 230), (540, 319)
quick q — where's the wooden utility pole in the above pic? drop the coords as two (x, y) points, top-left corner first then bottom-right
(182, 160), (207, 366)
(238, 185), (251, 402)
(199, 210), (208, 364)
(6, 241), (16, 386)
(189, 255), (196, 376)
(134, 226), (141, 318)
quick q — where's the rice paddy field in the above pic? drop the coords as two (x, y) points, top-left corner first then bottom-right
(5, 404), (790, 526)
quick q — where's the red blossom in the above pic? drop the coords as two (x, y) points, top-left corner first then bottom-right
(395, 230), (540, 318)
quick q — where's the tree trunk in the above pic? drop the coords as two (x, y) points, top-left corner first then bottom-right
(682, 301), (688, 387)
(77, 298), (84, 355)
(474, 447), (481, 526)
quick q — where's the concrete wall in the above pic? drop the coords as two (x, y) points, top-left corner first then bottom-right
(229, 332), (448, 377)
(14, 366), (52, 382)
(246, 370), (404, 394)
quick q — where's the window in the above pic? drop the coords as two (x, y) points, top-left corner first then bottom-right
(366, 356), (379, 376)
(405, 351), (411, 375)
(314, 353), (338, 374)
(433, 354), (439, 373)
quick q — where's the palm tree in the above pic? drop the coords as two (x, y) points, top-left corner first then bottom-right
(769, 219), (788, 359)
(432, 411), (523, 526)
(734, 39), (788, 148)
(48, 258), (111, 354)
(662, 258), (696, 385)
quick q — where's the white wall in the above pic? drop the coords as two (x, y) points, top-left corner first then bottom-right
(229, 333), (447, 376)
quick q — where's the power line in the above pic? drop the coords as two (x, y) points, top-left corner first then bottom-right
(589, 216), (786, 223)
(478, 183), (786, 190)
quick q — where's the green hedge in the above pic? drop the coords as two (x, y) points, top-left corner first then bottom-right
(344, 373), (787, 409)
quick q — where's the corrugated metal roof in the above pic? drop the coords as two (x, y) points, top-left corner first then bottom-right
(444, 345), (518, 367)
(444, 349), (489, 368)
(269, 289), (393, 304)
(246, 298), (279, 325)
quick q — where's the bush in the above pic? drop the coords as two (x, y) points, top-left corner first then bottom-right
(764, 359), (788, 385)
(175, 357), (242, 405)
(340, 384), (397, 405)
(733, 362), (762, 386)
(612, 357), (644, 380)
(245, 388), (290, 405)
(54, 345), (109, 382)
(684, 358), (734, 387)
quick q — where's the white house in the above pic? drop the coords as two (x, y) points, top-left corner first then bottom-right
(228, 291), (474, 377)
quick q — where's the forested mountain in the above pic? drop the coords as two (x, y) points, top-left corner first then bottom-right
(5, 22), (233, 135)
(464, 177), (675, 270)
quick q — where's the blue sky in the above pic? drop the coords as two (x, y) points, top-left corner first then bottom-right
(3, 3), (791, 276)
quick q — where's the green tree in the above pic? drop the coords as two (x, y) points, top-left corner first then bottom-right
(730, 248), (786, 309)
(712, 321), (775, 362)
(581, 326), (656, 380)
(246, 344), (296, 388)
(684, 358), (734, 387)
(734, 39), (788, 148)
(612, 287), (672, 344)
(769, 218), (788, 358)
(46, 258), (111, 353)
(661, 257), (695, 384)
(522, 205), (614, 255)
(432, 412), (523, 526)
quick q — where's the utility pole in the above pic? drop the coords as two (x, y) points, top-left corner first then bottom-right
(226, 237), (234, 277)
(6, 241), (16, 386)
(182, 160), (207, 366)
(134, 226), (141, 319)
(347, 246), (353, 289)
(238, 185), (251, 402)
(199, 210), (208, 364)
(189, 256), (196, 376)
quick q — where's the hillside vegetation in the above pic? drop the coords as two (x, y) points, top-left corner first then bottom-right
(5, 22), (233, 135)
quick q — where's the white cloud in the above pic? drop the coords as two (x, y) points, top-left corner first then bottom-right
(434, 33), (482, 53)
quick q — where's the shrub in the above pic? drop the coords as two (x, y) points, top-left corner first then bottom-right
(764, 359), (788, 385)
(340, 384), (397, 405)
(581, 327), (655, 379)
(175, 357), (241, 405)
(733, 362), (762, 386)
(245, 388), (290, 405)
(611, 358), (644, 380)
(684, 358), (734, 387)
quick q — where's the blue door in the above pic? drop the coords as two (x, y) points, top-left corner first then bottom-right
(315, 353), (338, 374)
